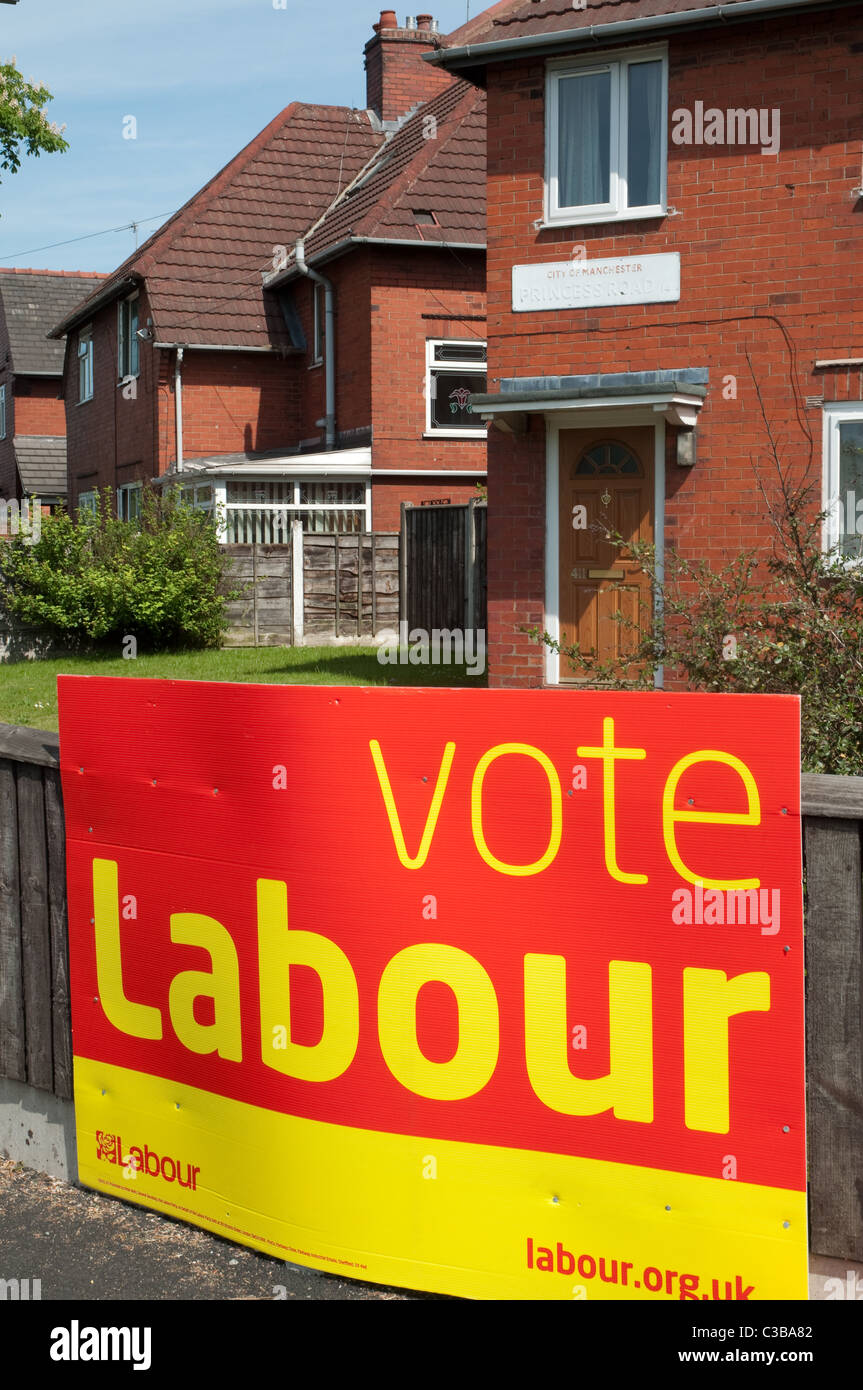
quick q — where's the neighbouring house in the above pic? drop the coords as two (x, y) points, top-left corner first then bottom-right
(0, 269), (106, 509)
(432, 0), (863, 687)
(48, 11), (494, 547)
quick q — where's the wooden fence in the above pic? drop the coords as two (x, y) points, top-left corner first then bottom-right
(224, 533), (399, 647)
(0, 719), (861, 1262)
(400, 500), (487, 636)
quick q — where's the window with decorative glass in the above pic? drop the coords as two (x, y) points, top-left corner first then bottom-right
(426, 340), (487, 437)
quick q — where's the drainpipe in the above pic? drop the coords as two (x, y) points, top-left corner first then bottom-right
(294, 239), (336, 450)
(175, 347), (185, 473)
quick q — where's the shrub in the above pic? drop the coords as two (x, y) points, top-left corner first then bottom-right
(0, 488), (238, 651)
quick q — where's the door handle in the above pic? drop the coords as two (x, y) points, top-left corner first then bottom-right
(588, 568), (624, 579)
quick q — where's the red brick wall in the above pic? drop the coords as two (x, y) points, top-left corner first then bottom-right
(66, 287), (159, 506)
(373, 480), (484, 533)
(11, 378), (65, 437)
(157, 350), (300, 469)
(484, 9), (863, 686)
(365, 17), (454, 123)
(292, 256), (372, 448)
(369, 245), (487, 526)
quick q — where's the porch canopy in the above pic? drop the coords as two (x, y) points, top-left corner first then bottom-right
(472, 368), (708, 433)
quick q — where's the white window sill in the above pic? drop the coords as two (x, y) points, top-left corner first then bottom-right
(76, 397), (94, 406)
(423, 430), (489, 441)
(539, 206), (667, 230)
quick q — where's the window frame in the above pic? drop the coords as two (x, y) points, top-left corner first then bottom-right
(0, 383), (6, 440)
(78, 325), (94, 404)
(545, 44), (669, 228)
(822, 402), (863, 562)
(77, 490), (98, 517)
(117, 292), (140, 382)
(424, 338), (489, 440)
(117, 481), (143, 523)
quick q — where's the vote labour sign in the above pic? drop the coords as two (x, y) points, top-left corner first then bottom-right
(58, 678), (808, 1300)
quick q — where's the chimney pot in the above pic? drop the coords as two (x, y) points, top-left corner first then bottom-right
(417, 13), (433, 26)
(375, 8), (397, 30)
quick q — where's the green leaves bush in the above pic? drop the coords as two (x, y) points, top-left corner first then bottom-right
(0, 489), (237, 651)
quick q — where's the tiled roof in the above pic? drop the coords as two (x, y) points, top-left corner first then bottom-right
(300, 81), (486, 265)
(14, 436), (67, 496)
(50, 104), (385, 350)
(0, 270), (106, 374)
(444, 0), (531, 44)
(446, 0), (812, 45)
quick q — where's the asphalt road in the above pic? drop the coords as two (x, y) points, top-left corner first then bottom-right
(0, 1157), (438, 1301)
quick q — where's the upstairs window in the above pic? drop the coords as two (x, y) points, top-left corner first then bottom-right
(118, 294), (140, 380)
(78, 326), (94, 403)
(546, 48), (667, 225)
(426, 340), (488, 438)
(0, 384), (6, 440)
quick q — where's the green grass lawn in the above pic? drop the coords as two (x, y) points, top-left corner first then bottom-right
(0, 646), (488, 732)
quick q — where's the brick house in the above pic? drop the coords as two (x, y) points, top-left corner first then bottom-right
(0, 269), (105, 508)
(49, 12), (490, 541)
(432, 0), (863, 687)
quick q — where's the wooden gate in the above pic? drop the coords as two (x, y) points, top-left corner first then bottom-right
(400, 499), (487, 635)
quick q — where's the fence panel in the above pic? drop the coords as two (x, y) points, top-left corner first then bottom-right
(0, 724), (72, 1099)
(401, 500), (487, 635)
(801, 772), (863, 1262)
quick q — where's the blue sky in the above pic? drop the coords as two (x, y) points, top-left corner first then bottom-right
(0, 0), (477, 272)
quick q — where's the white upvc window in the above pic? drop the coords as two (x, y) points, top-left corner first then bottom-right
(0, 383), (6, 440)
(118, 481), (142, 523)
(546, 45), (668, 226)
(118, 293), (140, 380)
(822, 403), (863, 560)
(77, 490), (98, 517)
(425, 339), (488, 438)
(78, 326), (94, 402)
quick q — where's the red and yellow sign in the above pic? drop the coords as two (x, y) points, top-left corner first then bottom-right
(59, 678), (807, 1300)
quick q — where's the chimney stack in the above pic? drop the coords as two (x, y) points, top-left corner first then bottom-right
(365, 11), (452, 124)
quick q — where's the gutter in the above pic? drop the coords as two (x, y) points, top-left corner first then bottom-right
(153, 342), (296, 354)
(293, 238), (336, 450)
(427, 0), (860, 75)
(263, 235), (486, 289)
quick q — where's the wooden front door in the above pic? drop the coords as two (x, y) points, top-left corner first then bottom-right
(558, 427), (654, 676)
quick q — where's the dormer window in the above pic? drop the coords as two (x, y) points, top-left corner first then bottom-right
(546, 46), (668, 226)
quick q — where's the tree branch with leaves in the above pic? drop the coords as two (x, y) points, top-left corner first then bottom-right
(0, 57), (68, 191)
